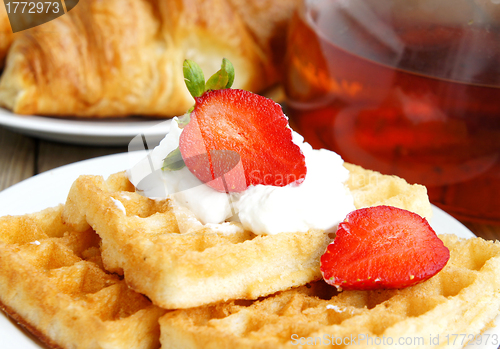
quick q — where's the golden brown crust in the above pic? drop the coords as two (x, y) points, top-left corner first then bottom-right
(0, 0), (300, 118)
(0, 301), (63, 349)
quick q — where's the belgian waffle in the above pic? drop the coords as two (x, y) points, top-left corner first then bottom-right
(62, 164), (432, 309)
(159, 234), (500, 349)
(0, 205), (165, 349)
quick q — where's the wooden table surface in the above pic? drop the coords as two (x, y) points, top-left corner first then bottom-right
(1, 125), (499, 241)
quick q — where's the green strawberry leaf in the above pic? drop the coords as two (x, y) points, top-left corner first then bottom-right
(183, 60), (205, 98)
(162, 147), (186, 171)
(206, 58), (235, 91)
(222, 58), (235, 88)
(176, 113), (191, 129)
(206, 70), (229, 91)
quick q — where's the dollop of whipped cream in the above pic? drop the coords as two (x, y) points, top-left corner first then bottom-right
(127, 117), (355, 235)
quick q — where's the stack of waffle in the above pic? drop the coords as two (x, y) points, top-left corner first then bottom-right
(0, 165), (499, 349)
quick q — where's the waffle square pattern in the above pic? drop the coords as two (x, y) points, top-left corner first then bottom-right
(62, 164), (432, 309)
(160, 234), (500, 349)
(0, 206), (165, 349)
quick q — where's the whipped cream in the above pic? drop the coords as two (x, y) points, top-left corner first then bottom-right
(127, 117), (355, 235)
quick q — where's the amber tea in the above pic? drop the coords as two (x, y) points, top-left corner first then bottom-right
(284, 0), (500, 223)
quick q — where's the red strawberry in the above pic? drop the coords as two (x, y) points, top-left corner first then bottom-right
(320, 206), (450, 290)
(178, 59), (306, 193)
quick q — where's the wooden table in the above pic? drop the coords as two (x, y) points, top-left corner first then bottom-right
(1, 125), (499, 241)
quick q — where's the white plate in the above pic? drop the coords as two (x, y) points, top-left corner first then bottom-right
(0, 107), (171, 146)
(0, 152), (498, 348)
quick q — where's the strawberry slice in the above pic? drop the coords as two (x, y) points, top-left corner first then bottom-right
(320, 206), (450, 290)
(179, 74), (306, 193)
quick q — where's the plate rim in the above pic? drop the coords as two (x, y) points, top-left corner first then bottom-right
(0, 107), (172, 145)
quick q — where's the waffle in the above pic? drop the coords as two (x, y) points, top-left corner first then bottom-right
(343, 163), (432, 218)
(0, 205), (165, 349)
(159, 234), (500, 349)
(62, 164), (432, 310)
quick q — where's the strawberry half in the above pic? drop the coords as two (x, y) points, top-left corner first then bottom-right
(178, 59), (307, 192)
(320, 206), (450, 291)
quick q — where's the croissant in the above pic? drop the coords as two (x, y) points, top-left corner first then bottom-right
(0, 0), (300, 118)
(0, 5), (15, 68)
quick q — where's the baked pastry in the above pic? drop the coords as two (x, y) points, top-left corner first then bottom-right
(0, 205), (165, 349)
(159, 234), (500, 349)
(61, 165), (432, 309)
(0, 0), (300, 117)
(0, 4), (14, 68)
